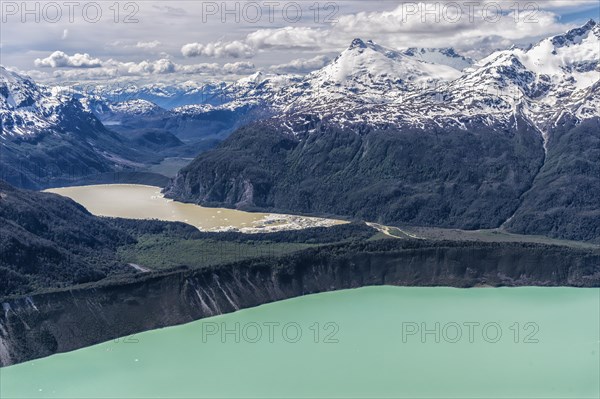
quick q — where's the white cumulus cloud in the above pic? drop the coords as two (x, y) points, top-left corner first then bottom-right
(47, 57), (255, 81)
(119, 58), (177, 75)
(34, 51), (102, 68)
(181, 26), (326, 60)
(245, 27), (325, 50)
(222, 62), (256, 74)
(181, 40), (255, 58)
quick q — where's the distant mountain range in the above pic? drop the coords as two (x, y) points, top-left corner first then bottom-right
(0, 67), (153, 188)
(2, 20), (599, 240)
(0, 68), (205, 188)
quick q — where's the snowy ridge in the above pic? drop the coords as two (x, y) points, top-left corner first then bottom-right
(271, 20), (599, 135)
(0, 66), (86, 137)
(574, 80), (600, 120)
(88, 80), (228, 109)
(165, 22), (595, 135)
(90, 39), (465, 120)
(103, 99), (165, 117)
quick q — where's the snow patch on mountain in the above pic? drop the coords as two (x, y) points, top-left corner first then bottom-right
(402, 47), (474, 70)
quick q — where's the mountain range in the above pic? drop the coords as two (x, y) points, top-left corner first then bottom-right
(164, 20), (600, 242)
(2, 20), (599, 241)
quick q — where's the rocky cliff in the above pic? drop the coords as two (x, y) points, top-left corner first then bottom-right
(1, 239), (599, 367)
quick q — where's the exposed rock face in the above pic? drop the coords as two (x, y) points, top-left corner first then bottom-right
(2, 240), (598, 367)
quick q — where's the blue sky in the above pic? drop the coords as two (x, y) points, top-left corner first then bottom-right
(1, 1), (598, 83)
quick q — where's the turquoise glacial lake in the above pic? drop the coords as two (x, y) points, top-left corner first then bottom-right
(1, 286), (599, 398)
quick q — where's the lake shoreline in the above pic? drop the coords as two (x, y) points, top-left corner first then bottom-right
(2, 238), (599, 367)
(44, 184), (347, 234)
(3, 184), (596, 369)
(3, 286), (598, 398)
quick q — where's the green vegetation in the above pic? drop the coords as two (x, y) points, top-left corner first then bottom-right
(113, 219), (377, 270)
(144, 157), (194, 178)
(117, 234), (313, 270)
(405, 225), (600, 249)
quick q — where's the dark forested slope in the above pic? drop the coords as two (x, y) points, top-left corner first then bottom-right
(504, 116), (600, 241)
(164, 117), (546, 231)
(0, 180), (134, 296)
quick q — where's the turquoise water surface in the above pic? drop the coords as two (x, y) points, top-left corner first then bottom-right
(1, 286), (599, 398)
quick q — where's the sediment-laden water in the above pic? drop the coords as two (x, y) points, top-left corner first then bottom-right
(45, 184), (344, 233)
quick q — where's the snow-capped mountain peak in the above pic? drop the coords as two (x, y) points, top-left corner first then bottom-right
(24, 21), (597, 140)
(278, 38), (464, 110)
(349, 38), (369, 49)
(236, 71), (266, 86)
(101, 99), (164, 116)
(519, 20), (598, 81)
(473, 20), (599, 131)
(267, 21), (598, 135)
(310, 38), (462, 88)
(1, 66), (82, 136)
(0, 66), (44, 110)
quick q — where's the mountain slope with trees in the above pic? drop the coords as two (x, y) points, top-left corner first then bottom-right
(164, 22), (600, 242)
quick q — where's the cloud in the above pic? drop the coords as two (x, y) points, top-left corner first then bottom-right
(181, 40), (255, 58)
(7, 67), (51, 81)
(34, 51), (102, 68)
(46, 57), (255, 81)
(271, 55), (331, 73)
(328, 4), (578, 57)
(120, 58), (177, 75)
(179, 4), (574, 63)
(181, 27), (326, 60)
(540, 0), (599, 7)
(332, 3), (570, 40)
(152, 5), (187, 16)
(106, 40), (162, 50)
(7, 1), (589, 84)
(223, 62), (256, 74)
(176, 63), (220, 75)
(136, 41), (161, 49)
(245, 27), (325, 50)
(177, 61), (254, 75)
(52, 68), (118, 80)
